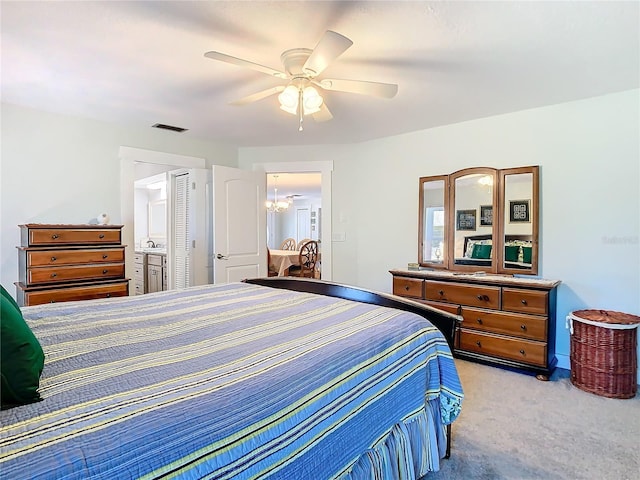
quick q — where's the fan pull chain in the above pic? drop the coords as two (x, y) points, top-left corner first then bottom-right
(298, 88), (304, 132)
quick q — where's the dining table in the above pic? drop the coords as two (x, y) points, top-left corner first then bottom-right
(269, 249), (301, 276)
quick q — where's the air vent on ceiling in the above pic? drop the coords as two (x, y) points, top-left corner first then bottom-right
(152, 123), (188, 133)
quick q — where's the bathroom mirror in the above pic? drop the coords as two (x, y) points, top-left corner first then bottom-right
(148, 200), (167, 238)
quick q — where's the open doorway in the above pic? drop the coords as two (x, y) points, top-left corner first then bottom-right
(119, 147), (207, 292)
(255, 161), (333, 280)
(266, 173), (321, 249)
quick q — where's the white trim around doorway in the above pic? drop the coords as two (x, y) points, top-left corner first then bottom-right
(252, 161), (333, 280)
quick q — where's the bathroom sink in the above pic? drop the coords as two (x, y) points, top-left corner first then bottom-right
(137, 248), (167, 254)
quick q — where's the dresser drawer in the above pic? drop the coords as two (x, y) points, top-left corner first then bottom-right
(425, 280), (500, 309)
(461, 307), (547, 341)
(27, 263), (125, 285)
(25, 248), (125, 267)
(26, 228), (121, 246)
(392, 277), (423, 299)
(424, 300), (461, 316)
(502, 288), (548, 315)
(22, 281), (129, 306)
(459, 329), (547, 367)
(134, 253), (146, 264)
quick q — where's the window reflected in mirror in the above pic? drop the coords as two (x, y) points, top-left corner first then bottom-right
(419, 177), (446, 265)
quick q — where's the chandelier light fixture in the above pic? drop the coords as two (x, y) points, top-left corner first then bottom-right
(278, 79), (324, 132)
(265, 175), (291, 213)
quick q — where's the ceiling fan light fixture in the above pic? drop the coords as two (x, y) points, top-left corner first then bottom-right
(278, 85), (299, 109)
(303, 86), (323, 112)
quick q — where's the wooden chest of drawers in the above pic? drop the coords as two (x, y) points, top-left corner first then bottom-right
(390, 269), (560, 379)
(16, 224), (129, 306)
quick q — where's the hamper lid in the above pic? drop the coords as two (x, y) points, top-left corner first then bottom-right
(571, 309), (640, 326)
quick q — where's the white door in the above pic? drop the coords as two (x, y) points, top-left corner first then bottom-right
(168, 168), (211, 289)
(296, 208), (311, 242)
(213, 165), (266, 283)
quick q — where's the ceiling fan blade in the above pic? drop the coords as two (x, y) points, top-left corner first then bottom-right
(230, 86), (285, 106)
(204, 51), (287, 79)
(316, 78), (398, 98)
(312, 103), (333, 122)
(302, 31), (353, 77)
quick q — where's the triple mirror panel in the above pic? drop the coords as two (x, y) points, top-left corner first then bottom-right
(419, 166), (539, 275)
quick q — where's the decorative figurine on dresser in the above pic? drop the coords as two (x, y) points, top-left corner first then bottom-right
(15, 224), (129, 306)
(392, 166), (561, 380)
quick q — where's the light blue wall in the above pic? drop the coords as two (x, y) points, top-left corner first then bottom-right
(0, 103), (239, 292)
(3, 91), (639, 378)
(240, 89), (640, 376)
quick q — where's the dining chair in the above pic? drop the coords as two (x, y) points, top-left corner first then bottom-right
(287, 240), (318, 278)
(297, 238), (312, 250)
(279, 238), (296, 250)
(266, 248), (278, 277)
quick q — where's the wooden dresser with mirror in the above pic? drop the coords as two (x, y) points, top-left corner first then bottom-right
(391, 166), (561, 379)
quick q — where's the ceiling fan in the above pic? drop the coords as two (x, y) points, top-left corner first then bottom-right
(204, 30), (398, 131)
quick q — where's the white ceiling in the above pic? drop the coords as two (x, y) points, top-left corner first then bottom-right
(2, 1), (638, 148)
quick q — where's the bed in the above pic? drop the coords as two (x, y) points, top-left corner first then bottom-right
(0, 277), (463, 480)
(457, 234), (533, 269)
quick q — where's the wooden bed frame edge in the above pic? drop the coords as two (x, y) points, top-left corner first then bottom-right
(243, 276), (461, 349)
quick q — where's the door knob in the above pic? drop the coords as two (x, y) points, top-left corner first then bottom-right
(216, 253), (229, 260)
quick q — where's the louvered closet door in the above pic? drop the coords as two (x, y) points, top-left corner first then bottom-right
(173, 172), (191, 289)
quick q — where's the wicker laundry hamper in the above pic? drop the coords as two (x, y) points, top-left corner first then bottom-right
(567, 310), (640, 399)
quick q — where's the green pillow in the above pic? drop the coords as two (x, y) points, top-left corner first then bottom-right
(505, 245), (520, 262)
(522, 247), (532, 264)
(1, 285), (45, 408)
(1, 283), (21, 312)
(471, 243), (492, 259)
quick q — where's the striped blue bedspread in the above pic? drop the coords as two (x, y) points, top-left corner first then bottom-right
(0, 282), (463, 480)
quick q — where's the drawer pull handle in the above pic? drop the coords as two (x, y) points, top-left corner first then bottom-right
(50, 256), (57, 262)
(476, 318), (483, 324)
(49, 300), (55, 303)
(102, 254), (108, 259)
(99, 234), (105, 239)
(438, 290), (444, 296)
(521, 299), (528, 305)
(106, 293), (111, 298)
(476, 341), (482, 347)
(477, 294), (489, 301)
(50, 273), (57, 278)
(103, 269), (108, 274)
(404, 285), (410, 291)
(519, 349), (526, 355)
(520, 324), (527, 330)
(51, 234), (59, 239)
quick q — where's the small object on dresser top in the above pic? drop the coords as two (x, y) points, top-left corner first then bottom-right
(407, 262), (420, 271)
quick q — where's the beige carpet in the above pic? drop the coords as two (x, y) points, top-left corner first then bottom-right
(425, 360), (640, 480)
